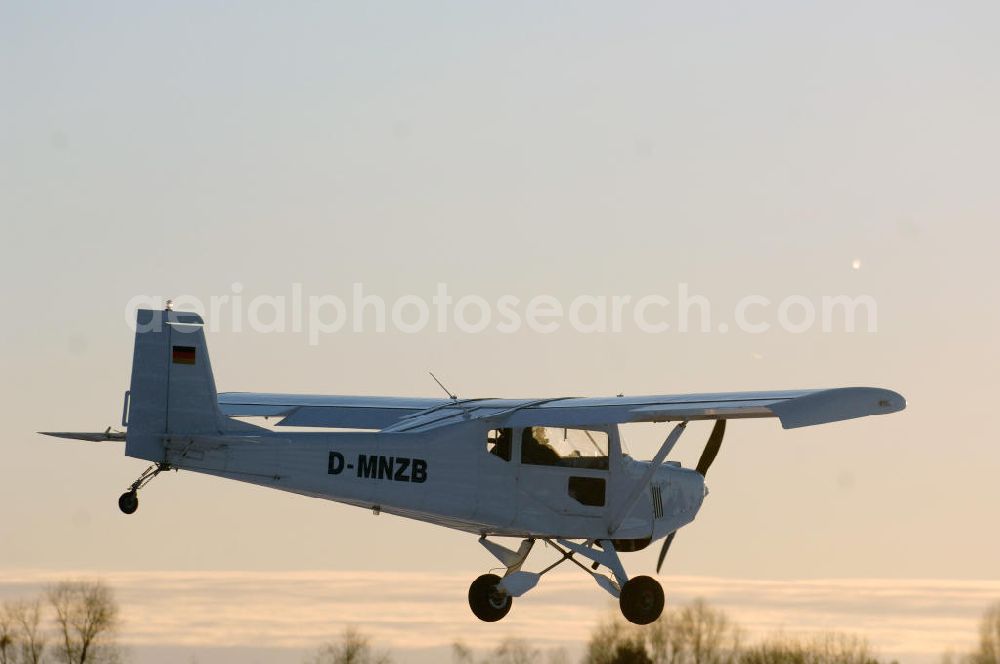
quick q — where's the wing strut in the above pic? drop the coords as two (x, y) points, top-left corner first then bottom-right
(656, 419), (726, 572)
(607, 421), (688, 535)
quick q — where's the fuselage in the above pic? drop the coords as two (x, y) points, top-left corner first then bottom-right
(158, 419), (706, 543)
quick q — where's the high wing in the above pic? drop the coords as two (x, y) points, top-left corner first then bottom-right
(218, 392), (452, 429)
(217, 387), (905, 432)
(518, 387), (906, 429)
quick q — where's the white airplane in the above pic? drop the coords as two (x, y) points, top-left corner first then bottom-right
(43, 308), (905, 625)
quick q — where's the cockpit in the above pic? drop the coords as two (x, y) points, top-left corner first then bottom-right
(487, 426), (609, 470)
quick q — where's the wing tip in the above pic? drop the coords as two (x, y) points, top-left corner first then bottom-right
(774, 387), (906, 429)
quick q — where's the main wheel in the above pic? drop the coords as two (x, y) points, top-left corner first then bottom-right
(118, 491), (139, 515)
(468, 573), (512, 622)
(619, 575), (664, 625)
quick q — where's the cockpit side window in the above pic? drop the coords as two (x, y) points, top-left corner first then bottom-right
(520, 426), (609, 470)
(487, 428), (512, 461)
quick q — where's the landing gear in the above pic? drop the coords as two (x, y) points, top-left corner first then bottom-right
(118, 491), (139, 515)
(117, 462), (169, 515)
(468, 574), (513, 622)
(619, 575), (664, 625)
(472, 536), (650, 623)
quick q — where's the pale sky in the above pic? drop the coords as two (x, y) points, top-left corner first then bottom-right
(1, 2), (998, 661)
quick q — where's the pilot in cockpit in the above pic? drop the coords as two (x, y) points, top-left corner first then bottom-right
(521, 426), (561, 466)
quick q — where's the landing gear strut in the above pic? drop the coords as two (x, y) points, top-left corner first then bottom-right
(118, 463), (169, 515)
(472, 536), (664, 624)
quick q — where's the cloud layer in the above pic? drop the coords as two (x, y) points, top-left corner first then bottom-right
(1, 569), (996, 661)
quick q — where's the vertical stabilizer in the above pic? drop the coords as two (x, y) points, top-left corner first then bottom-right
(124, 309), (232, 461)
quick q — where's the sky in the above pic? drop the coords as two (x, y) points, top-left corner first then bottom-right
(1, 1), (999, 662)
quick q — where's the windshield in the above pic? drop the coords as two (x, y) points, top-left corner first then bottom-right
(521, 426), (609, 470)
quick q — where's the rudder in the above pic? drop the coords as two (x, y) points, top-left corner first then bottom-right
(124, 308), (233, 461)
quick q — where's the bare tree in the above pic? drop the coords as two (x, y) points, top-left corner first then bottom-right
(48, 581), (120, 664)
(970, 602), (1000, 664)
(0, 604), (16, 664)
(740, 633), (880, 664)
(611, 640), (653, 664)
(491, 637), (539, 664)
(7, 599), (48, 664)
(587, 599), (741, 664)
(646, 598), (741, 664)
(452, 638), (565, 664)
(451, 641), (475, 664)
(305, 627), (391, 664)
(585, 612), (647, 664)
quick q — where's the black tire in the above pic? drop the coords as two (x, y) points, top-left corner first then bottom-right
(619, 575), (664, 625)
(468, 573), (512, 622)
(118, 491), (139, 515)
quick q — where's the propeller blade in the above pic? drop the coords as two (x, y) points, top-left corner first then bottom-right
(695, 419), (726, 477)
(657, 420), (726, 574)
(656, 531), (676, 573)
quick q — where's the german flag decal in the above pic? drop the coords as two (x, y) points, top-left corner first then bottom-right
(172, 345), (196, 365)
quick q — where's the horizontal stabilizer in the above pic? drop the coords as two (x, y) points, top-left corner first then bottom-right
(39, 430), (126, 442)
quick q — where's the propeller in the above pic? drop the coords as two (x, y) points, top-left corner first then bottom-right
(695, 419), (726, 477)
(655, 419), (726, 573)
(655, 532), (676, 573)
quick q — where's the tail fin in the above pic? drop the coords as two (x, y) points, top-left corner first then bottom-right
(124, 308), (236, 461)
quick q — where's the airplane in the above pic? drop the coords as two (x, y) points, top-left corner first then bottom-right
(43, 308), (906, 625)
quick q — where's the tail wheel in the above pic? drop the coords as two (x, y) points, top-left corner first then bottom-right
(468, 573), (512, 622)
(619, 575), (664, 625)
(118, 491), (139, 515)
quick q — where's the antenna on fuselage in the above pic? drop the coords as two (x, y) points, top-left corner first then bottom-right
(428, 371), (458, 400)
